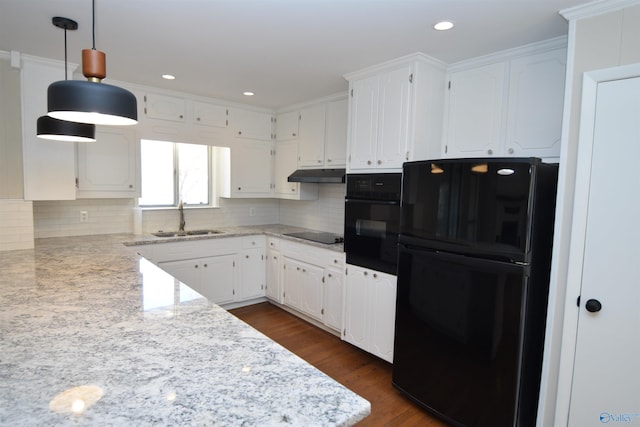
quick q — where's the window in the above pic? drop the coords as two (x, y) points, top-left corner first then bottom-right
(139, 139), (211, 207)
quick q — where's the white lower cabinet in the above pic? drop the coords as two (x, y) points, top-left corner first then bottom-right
(266, 248), (282, 303)
(278, 241), (345, 332)
(343, 264), (397, 363)
(240, 236), (266, 300)
(159, 254), (238, 305)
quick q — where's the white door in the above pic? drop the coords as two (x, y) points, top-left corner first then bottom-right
(348, 75), (379, 170)
(376, 65), (412, 169)
(298, 104), (326, 168)
(568, 76), (640, 426)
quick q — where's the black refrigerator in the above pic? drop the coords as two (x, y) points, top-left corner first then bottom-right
(392, 158), (558, 427)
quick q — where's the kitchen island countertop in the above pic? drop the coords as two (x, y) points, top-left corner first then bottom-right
(0, 233), (369, 426)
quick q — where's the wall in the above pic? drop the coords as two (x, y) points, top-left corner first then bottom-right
(0, 199), (34, 250)
(538, 2), (640, 426)
(0, 54), (24, 199)
(279, 184), (345, 235)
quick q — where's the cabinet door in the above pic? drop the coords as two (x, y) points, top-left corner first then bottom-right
(201, 254), (238, 305)
(299, 261), (324, 321)
(505, 49), (566, 158)
(323, 266), (344, 331)
(229, 108), (273, 141)
(273, 140), (298, 196)
(266, 249), (281, 302)
(21, 59), (76, 201)
(298, 104), (326, 168)
(76, 127), (138, 198)
(369, 271), (397, 363)
(348, 75), (379, 170)
(276, 111), (299, 141)
(159, 258), (201, 290)
(444, 62), (506, 158)
(241, 247), (265, 300)
(283, 257), (304, 312)
(343, 265), (370, 349)
(144, 93), (186, 122)
(377, 65), (412, 169)
(230, 140), (273, 196)
(192, 101), (227, 128)
(325, 98), (348, 167)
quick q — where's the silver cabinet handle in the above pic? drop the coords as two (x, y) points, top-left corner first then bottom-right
(508, 147), (514, 154)
(367, 160), (372, 165)
(377, 160), (382, 165)
(487, 149), (493, 155)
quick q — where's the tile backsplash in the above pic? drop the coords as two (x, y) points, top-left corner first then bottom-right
(0, 199), (34, 251)
(28, 184), (346, 239)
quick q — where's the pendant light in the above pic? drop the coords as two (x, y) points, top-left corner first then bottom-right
(37, 17), (96, 142)
(47, 0), (137, 126)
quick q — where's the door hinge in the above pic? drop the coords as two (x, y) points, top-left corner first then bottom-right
(233, 289), (235, 295)
(75, 177), (79, 188)
(144, 107), (147, 115)
(350, 88), (353, 97)
(448, 81), (451, 90)
(233, 261), (236, 267)
(261, 284), (264, 290)
(345, 268), (348, 275)
(321, 308), (324, 315)
(577, 295), (581, 307)
(444, 145), (448, 154)
(261, 254), (264, 260)
(322, 276), (325, 283)
(283, 264), (286, 270)
(409, 73), (413, 83)
(144, 95), (147, 103)
(406, 151), (409, 161)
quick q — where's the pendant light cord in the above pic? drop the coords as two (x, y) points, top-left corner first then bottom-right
(63, 27), (68, 79)
(91, 0), (96, 50)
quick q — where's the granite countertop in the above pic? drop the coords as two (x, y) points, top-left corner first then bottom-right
(125, 224), (345, 253)
(0, 233), (368, 426)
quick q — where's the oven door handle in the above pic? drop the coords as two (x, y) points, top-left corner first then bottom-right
(345, 198), (400, 206)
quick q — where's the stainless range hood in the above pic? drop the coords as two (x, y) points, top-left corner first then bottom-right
(287, 168), (346, 183)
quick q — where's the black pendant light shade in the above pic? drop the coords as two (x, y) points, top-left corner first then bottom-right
(48, 79), (137, 126)
(37, 116), (96, 142)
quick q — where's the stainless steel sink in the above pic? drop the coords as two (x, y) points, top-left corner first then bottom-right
(151, 229), (223, 237)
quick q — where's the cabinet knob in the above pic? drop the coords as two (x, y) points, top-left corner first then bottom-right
(129, 184), (133, 188)
(327, 159), (332, 162)
(302, 269), (306, 273)
(508, 147), (514, 154)
(203, 264), (208, 268)
(292, 133), (296, 137)
(364, 271), (368, 276)
(273, 256), (277, 260)
(297, 267), (301, 271)
(245, 255), (249, 258)
(585, 299), (602, 313)
(487, 149), (493, 155)
(197, 117), (201, 121)
(238, 187), (241, 191)
(179, 115), (183, 119)
(377, 160), (382, 165)
(317, 160), (322, 163)
(373, 273), (378, 278)
(333, 259), (338, 264)
(238, 131), (242, 135)
(328, 273), (332, 278)
(291, 188), (295, 192)
(194, 264), (199, 268)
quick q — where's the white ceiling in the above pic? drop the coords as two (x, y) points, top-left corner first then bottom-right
(0, 0), (592, 110)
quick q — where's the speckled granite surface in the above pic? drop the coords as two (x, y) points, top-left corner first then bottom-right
(0, 233), (368, 426)
(125, 224), (344, 253)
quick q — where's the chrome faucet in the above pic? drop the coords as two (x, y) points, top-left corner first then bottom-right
(178, 201), (185, 232)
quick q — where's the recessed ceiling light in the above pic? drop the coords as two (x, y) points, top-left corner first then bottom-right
(243, 91), (255, 96)
(434, 21), (454, 31)
(162, 74), (176, 80)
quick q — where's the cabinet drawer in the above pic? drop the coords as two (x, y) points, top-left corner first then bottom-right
(267, 237), (280, 250)
(242, 235), (265, 249)
(280, 240), (341, 266)
(153, 237), (241, 262)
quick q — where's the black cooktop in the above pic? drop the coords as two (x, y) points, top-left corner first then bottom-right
(283, 231), (344, 245)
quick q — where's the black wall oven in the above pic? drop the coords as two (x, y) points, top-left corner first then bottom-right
(344, 173), (402, 275)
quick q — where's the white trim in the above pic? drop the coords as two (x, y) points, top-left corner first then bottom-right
(343, 52), (446, 81)
(446, 36), (568, 73)
(275, 91), (348, 114)
(561, 0), (640, 21)
(552, 61), (640, 427)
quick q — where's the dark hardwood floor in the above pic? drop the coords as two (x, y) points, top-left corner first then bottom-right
(229, 302), (448, 426)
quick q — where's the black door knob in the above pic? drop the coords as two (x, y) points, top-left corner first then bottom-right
(585, 299), (602, 313)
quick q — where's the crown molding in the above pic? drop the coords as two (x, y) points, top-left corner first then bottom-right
(561, 0), (640, 21)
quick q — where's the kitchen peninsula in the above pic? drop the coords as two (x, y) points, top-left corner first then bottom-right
(0, 232), (369, 426)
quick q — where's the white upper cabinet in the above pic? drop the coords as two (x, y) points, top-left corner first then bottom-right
(297, 104), (326, 168)
(228, 108), (274, 141)
(345, 53), (446, 173)
(443, 62), (506, 158)
(20, 57), (77, 201)
(324, 98), (348, 167)
(144, 93), (186, 122)
(76, 127), (140, 198)
(275, 111), (299, 141)
(443, 44), (567, 160)
(228, 140), (274, 197)
(192, 101), (227, 128)
(505, 48), (566, 158)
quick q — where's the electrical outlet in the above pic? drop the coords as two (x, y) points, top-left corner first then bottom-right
(80, 211), (88, 222)
(249, 207), (256, 217)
